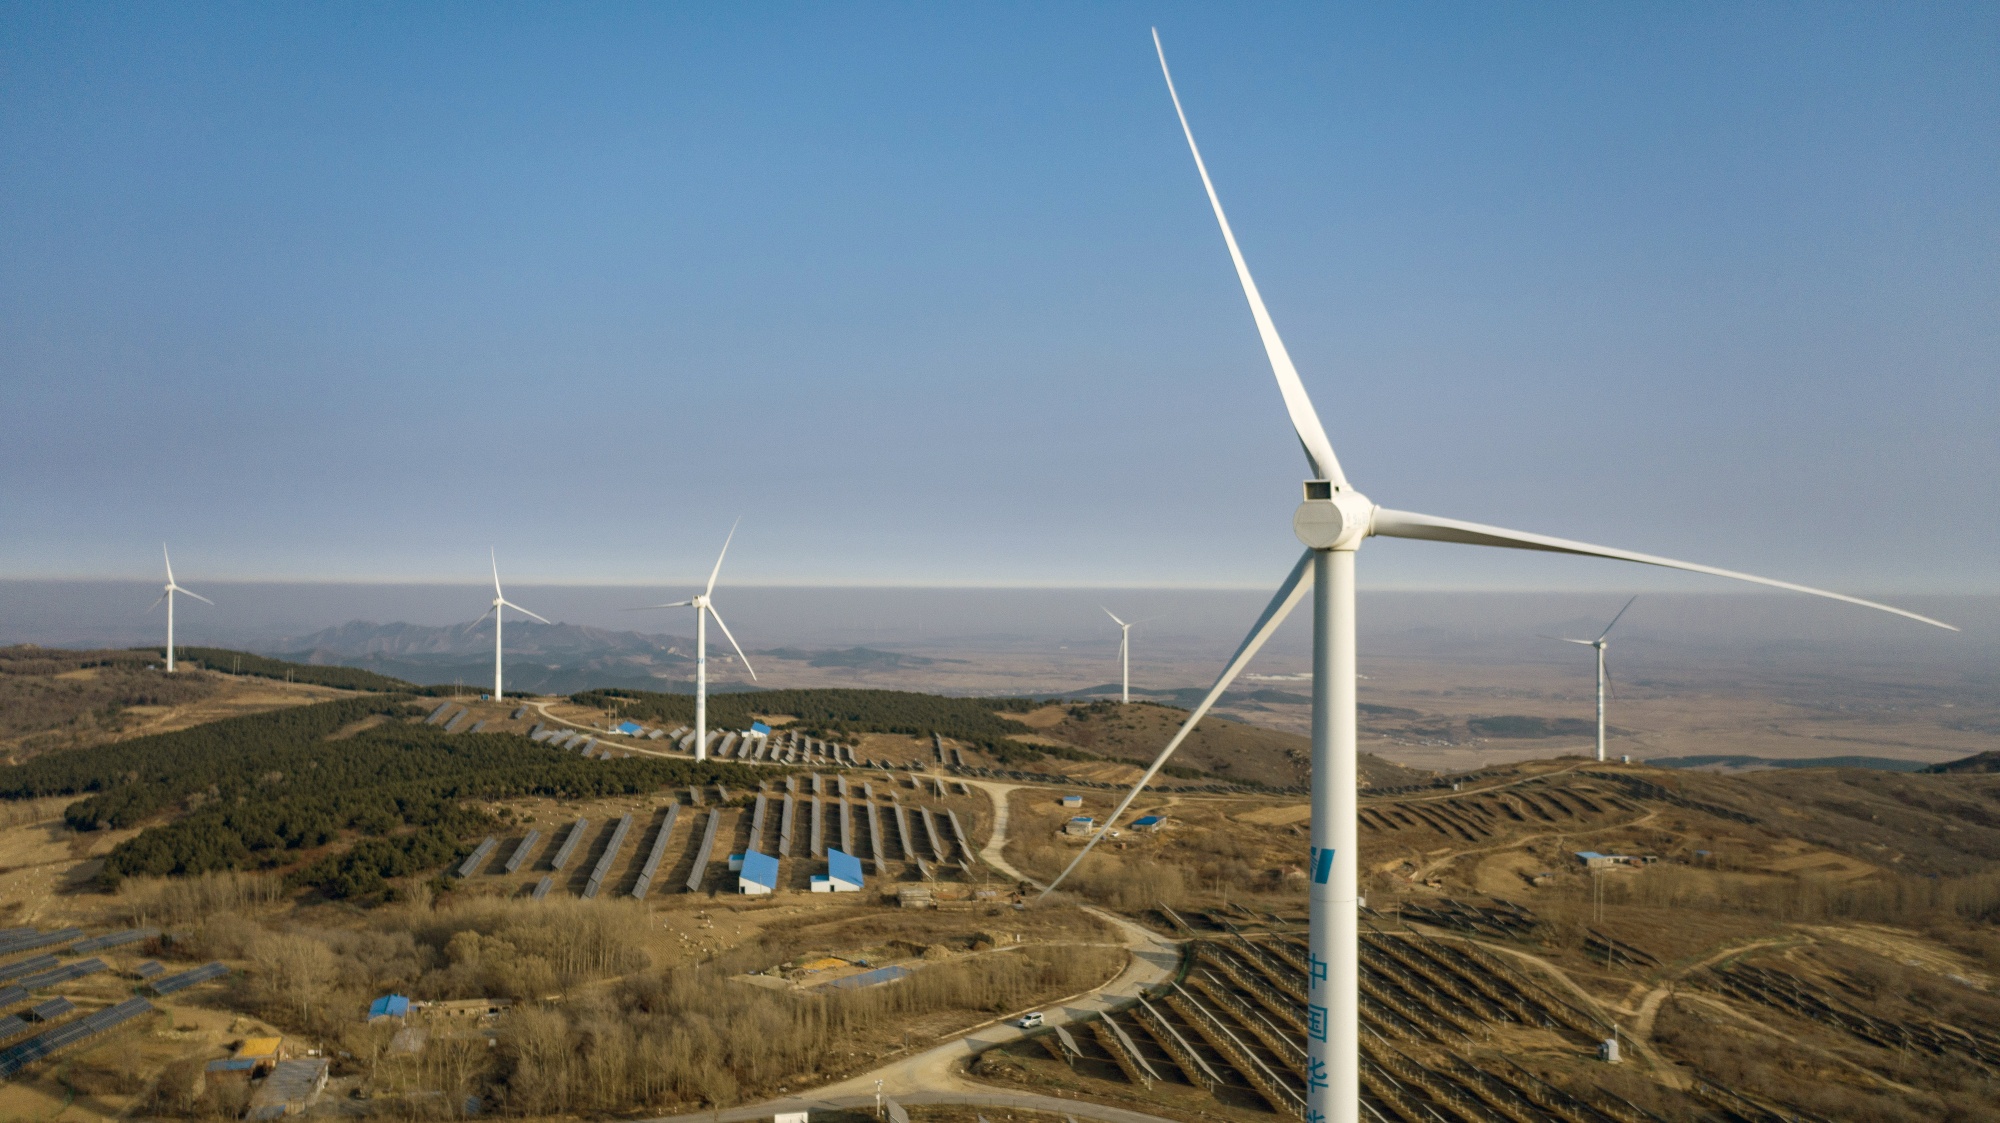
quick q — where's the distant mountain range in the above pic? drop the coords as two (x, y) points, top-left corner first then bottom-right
(268, 620), (704, 695)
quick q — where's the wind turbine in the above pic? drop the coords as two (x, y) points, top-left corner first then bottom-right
(1103, 608), (1136, 703)
(1550, 596), (1637, 763)
(641, 522), (756, 762)
(479, 550), (549, 700)
(149, 545), (212, 673)
(1040, 32), (1957, 1123)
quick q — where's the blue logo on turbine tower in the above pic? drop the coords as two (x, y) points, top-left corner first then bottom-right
(1311, 846), (1335, 885)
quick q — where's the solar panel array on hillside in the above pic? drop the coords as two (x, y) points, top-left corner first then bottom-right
(503, 831), (541, 873)
(15, 958), (106, 992)
(583, 815), (633, 899)
(866, 802), (887, 868)
(69, 928), (157, 954)
(946, 809), (974, 862)
(0, 997), (154, 1077)
(630, 805), (680, 900)
(549, 820), (589, 870)
(530, 876), (554, 900)
(27, 998), (73, 1022)
(133, 961), (164, 979)
(0, 1014), (30, 1041)
(685, 810), (722, 893)
(145, 962), (228, 996)
(0, 929), (81, 957)
(454, 838), (498, 878)
(0, 956), (58, 984)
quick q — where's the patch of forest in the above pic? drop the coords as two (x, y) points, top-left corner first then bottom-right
(172, 646), (416, 692)
(572, 686), (1093, 764)
(0, 645), (220, 752)
(0, 697), (764, 897)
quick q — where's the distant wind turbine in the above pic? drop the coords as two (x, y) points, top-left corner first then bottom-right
(1549, 596), (1637, 762)
(479, 550), (548, 700)
(641, 521), (756, 762)
(148, 545), (212, 673)
(1102, 608), (1152, 704)
(1038, 32), (1957, 1123)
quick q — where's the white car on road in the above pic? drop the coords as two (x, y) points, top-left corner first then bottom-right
(1016, 1012), (1045, 1029)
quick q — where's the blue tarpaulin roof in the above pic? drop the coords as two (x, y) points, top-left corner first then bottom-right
(750, 721), (771, 735)
(1132, 816), (1163, 827)
(827, 848), (864, 888)
(617, 721), (643, 735)
(739, 851), (779, 889)
(369, 995), (410, 1019)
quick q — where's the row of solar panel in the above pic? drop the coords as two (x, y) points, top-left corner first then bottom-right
(0, 998), (155, 1078)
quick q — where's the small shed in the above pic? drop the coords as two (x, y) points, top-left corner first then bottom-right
(811, 849), (864, 893)
(738, 851), (779, 896)
(1059, 795), (1084, 808)
(367, 994), (411, 1023)
(247, 1057), (329, 1119)
(1064, 816), (1095, 837)
(235, 1035), (284, 1074)
(1130, 815), (1163, 831)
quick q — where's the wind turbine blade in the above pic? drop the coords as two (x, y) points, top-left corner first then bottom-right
(162, 544), (175, 585)
(1153, 29), (1345, 487)
(1597, 595), (1639, 642)
(1543, 637), (1595, 646)
(147, 593), (168, 613)
(501, 600), (551, 625)
(491, 548), (503, 597)
(705, 605), (757, 681)
(177, 587), (214, 607)
(1102, 607), (1127, 628)
(635, 600), (696, 610)
(706, 518), (741, 598)
(1604, 661), (1617, 702)
(1039, 549), (1313, 900)
(1370, 508), (1957, 631)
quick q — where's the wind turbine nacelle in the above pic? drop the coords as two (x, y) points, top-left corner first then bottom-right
(1294, 482), (1373, 550)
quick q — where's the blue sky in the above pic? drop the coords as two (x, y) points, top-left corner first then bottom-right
(3, 3), (1994, 593)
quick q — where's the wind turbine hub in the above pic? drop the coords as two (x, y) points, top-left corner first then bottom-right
(1294, 483), (1374, 550)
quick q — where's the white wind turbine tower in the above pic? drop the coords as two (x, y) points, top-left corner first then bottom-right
(1041, 32), (1958, 1123)
(1550, 596), (1637, 763)
(1103, 608), (1136, 703)
(149, 545), (212, 673)
(480, 550), (549, 700)
(642, 522), (756, 763)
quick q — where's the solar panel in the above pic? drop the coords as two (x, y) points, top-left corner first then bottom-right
(530, 876), (554, 901)
(839, 800), (854, 856)
(549, 819), (590, 871)
(426, 702), (453, 724)
(443, 713), (467, 733)
(748, 794), (768, 849)
(947, 809), (974, 862)
(778, 795), (795, 857)
(892, 803), (914, 859)
(132, 961), (164, 979)
(685, 809), (722, 893)
(582, 814), (633, 899)
(467, 721), (487, 734)
(718, 732), (739, 758)
(26, 998), (72, 1022)
(0, 997), (153, 1077)
(0, 1015), (27, 1041)
(0, 957), (58, 985)
(15, 959), (106, 992)
(920, 807), (948, 861)
(511, 706), (528, 720)
(809, 798), (825, 858)
(716, 785), (730, 803)
(812, 773), (824, 795)
(526, 722), (545, 737)
(630, 805), (680, 900)
(866, 802), (887, 869)
(502, 830), (541, 874)
(454, 837), (498, 878)
(0, 929), (82, 957)
(145, 962), (227, 996)
(648, 728), (665, 740)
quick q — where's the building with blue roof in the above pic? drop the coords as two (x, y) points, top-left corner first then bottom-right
(750, 721), (771, 736)
(617, 721), (644, 736)
(812, 849), (864, 893)
(367, 994), (410, 1022)
(737, 851), (778, 895)
(1131, 815), (1163, 831)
